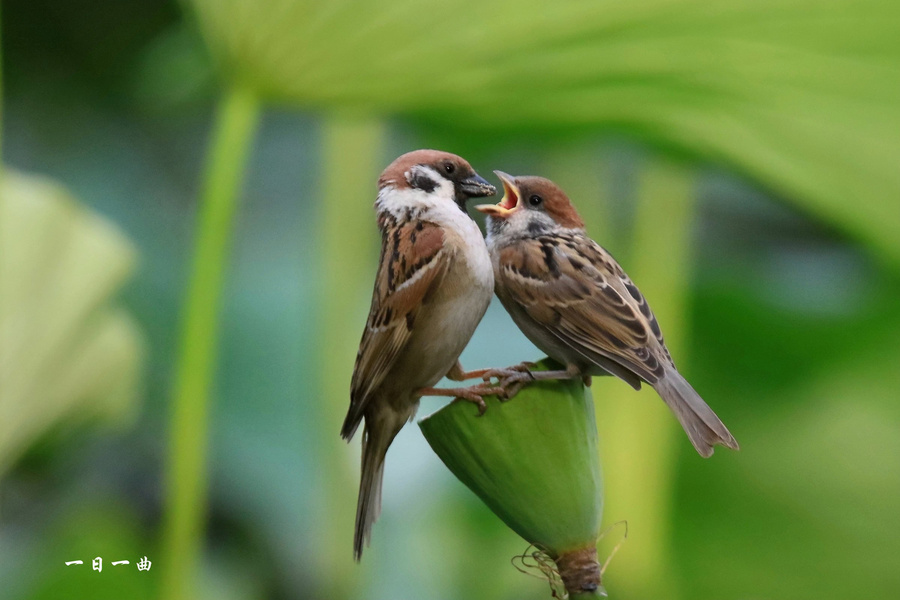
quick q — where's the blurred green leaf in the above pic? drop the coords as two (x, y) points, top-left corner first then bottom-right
(0, 169), (144, 476)
(130, 23), (217, 113)
(677, 344), (900, 599)
(188, 0), (900, 265)
(28, 504), (154, 600)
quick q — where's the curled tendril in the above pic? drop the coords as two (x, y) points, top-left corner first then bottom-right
(511, 544), (567, 599)
(510, 522), (628, 599)
(598, 520), (629, 578)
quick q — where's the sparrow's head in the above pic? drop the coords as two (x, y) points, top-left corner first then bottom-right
(476, 172), (585, 236)
(378, 149), (496, 211)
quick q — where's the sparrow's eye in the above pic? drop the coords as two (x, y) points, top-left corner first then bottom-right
(443, 162), (456, 175)
(529, 194), (543, 207)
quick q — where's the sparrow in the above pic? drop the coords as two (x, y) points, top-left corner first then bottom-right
(343, 150), (498, 559)
(475, 172), (739, 458)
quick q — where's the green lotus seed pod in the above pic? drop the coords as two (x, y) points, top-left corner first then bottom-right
(419, 358), (605, 597)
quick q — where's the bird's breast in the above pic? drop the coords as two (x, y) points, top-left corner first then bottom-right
(386, 218), (493, 392)
(458, 220), (494, 291)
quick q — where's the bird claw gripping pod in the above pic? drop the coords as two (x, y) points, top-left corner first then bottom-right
(420, 358), (607, 598)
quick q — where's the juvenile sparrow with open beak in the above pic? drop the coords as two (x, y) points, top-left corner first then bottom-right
(343, 150), (498, 559)
(476, 172), (738, 457)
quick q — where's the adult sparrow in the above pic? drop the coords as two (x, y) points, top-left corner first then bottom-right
(343, 150), (497, 559)
(476, 172), (738, 457)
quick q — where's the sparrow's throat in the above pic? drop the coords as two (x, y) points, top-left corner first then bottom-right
(498, 185), (518, 210)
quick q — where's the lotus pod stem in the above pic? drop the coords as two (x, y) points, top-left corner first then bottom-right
(556, 546), (604, 598)
(419, 358), (606, 598)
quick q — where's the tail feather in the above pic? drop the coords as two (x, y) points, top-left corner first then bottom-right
(352, 418), (398, 561)
(341, 403), (363, 441)
(354, 431), (384, 561)
(654, 369), (739, 457)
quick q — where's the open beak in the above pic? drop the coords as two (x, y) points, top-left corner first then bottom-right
(476, 171), (520, 218)
(457, 173), (497, 199)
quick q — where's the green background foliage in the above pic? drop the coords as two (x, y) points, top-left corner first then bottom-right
(1, 0), (898, 599)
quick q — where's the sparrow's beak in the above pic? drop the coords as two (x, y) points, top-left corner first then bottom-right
(457, 173), (497, 199)
(476, 171), (520, 218)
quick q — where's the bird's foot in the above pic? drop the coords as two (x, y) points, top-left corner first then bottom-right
(481, 362), (538, 401)
(480, 362), (537, 383)
(448, 382), (499, 416)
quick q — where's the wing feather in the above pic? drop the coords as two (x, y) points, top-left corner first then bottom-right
(496, 232), (669, 386)
(342, 218), (450, 439)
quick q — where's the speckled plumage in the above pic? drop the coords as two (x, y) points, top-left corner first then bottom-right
(343, 150), (496, 560)
(478, 172), (738, 458)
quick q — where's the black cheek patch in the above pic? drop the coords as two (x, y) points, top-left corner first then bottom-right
(409, 171), (438, 193)
(527, 221), (549, 235)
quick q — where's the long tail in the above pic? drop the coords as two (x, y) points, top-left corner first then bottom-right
(352, 415), (400, 561)
(654, 369), (739, 457)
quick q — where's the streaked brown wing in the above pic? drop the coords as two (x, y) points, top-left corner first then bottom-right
(343, 218), (451, 438)
(496, 232), (670, 385)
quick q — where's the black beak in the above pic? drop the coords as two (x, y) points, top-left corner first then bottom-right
(457, 173), (497, 200)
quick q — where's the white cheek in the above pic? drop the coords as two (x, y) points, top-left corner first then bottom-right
(376, 179), (455, 217)
(492, 210), (531, 239)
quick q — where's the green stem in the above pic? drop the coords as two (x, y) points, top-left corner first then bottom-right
(312, 113), (385, 597)
(594, 157), (695, 599)
(0, 0), (4, 167)
(160, 84), (260, 600)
